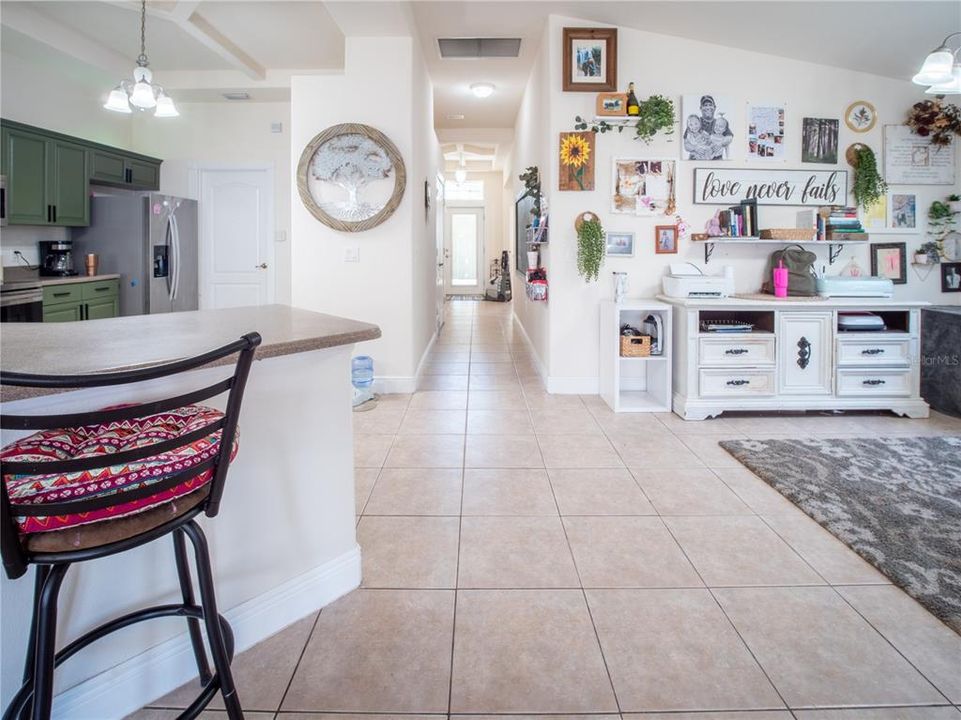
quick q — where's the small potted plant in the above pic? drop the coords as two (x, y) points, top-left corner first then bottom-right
(915, 241), (941, 264)
(949, 194), (961, 214)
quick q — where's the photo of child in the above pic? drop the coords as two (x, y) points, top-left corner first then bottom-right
(682, 95), (734, 160)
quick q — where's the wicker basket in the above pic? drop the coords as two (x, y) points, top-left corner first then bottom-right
(759, 228), (817, 241)
(620, 335), (652, 357)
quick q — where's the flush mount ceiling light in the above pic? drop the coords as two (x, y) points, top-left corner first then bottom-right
(104, 0), (178, 116)
(470, 82), (495, 98)
(913, 32), (961, 93)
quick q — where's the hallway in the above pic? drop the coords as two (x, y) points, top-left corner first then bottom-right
(140, 299), (961, 718)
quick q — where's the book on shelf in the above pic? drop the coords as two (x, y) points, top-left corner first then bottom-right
(719, 199), (758, 238)
(814, 205), (865, 242)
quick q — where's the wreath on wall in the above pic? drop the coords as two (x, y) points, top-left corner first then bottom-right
(905, 98), (961, 147)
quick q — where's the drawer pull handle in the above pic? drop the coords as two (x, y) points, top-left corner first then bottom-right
(52, 292), (70, 298)
(862, 379), (886, 386)
(725, 348), (749, 355)
(94, 287), (109, 292)
(726, 379), (751, 386)
(861, 348), (885, 355)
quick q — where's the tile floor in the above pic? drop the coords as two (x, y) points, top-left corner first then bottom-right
(133, 300), (961, 720)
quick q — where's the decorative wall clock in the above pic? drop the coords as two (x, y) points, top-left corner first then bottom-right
(297, 123), (407, 232)
(844, 101), (877, 133)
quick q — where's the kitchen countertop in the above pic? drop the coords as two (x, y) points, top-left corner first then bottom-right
(1, 267), (121, 290)
(656, 294), (930, 308)
(0, 304), (381, 401)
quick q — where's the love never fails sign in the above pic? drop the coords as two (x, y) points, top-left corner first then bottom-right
(693, 168), (848, 206)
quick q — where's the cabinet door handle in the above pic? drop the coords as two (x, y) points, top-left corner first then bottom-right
(725, 348), (749, 355)
(861, 348), (885, 355)
(797, 336), (811, 369)
(726, 379), (751, 386)
(47, 205), (52, 222)
(862, 379), (886, 386)
(52, 205), (56, 223)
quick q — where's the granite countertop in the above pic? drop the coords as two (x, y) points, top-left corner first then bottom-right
(1, 304), (381, 401)
(657, 294), (931, 308)
(1, 267), (121, 290)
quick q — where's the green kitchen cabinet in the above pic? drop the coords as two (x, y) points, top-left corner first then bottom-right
(84, 295), (120, 320)
(126, 158), (160, 189)
(2, 127), (49, 225)
(89, 148), (128, 185)
(90, 148), (160, 190)
(42, 279), (119, 322)
(42, 302), (84, 323)
(47, 139), (89, 226)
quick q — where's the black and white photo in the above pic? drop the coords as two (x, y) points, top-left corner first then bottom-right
(942, 262), (961, 292)
(682, 95), (734, 160)
(801, 117), (839, 164)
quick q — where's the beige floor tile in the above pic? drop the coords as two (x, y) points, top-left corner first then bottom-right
(385, 434), (464, 468)
(428, 349), (470, 363)
(363, 468), (462, 515)
(522, 392), (586, 411)
(469, 374), (522, 390)
(653, 412), (734, 434)
(464, 434), (543, 468)
(354, 434), (394, 468)
(761, 510), (890, 585)
(466, 409), (534, 434)
(372, 393), (412, 407)
(537, 435), (624, 469)
(408, 390), (468, 410)
(155, 612), (317, 712)
(712, 466), (798, 514)
(633, 468), (753, 516)
(625, 713), (793, 720)
(282, 589), (454, 713)
(564, 516), (702, 588)
(468, 389), (529, 410)
(664, 516), (824, 586)
(548, 468), (655, 515)
(469, 363), (518, 376)
(470, 351), (513, 363)
(355, 468), (380, 514)
(358, 516), (459, 588)
(587, 589), (783, 712)
(418, 375), (470, 391)
(529, 407), (603, 435)
(589, 411), (670, 435)
(130, 711), (275, 719)
(458, 516), (578, 588)
(793, 708), (961, 719)
(461, 469), (557, 515)
(608, 434), (706, 469)
(352, 408), (405, 434)
(450, 589), (618, 712)
(398, 409), (467, 434)
(422, 362), (470, 375)
(836, 584), (961, 703)
(714, 586), (946, 708)
(680, 435), (747, 467)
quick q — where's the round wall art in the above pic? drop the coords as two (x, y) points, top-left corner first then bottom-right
(297, 123), (407, 232)
(844, 100), (877, 133)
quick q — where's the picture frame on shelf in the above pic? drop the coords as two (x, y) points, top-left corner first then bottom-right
(562, 27), (617, 92)
(596, 92), (628, 117)
(655, 225), (679, 254)
(605, 231), (635, 257)
(887, 192), (918, 232)
(870, 242), (908, 285)
(942, 262), (961, 292)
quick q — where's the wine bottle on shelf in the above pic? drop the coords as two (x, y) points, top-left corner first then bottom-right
(626, 82), (640, 116)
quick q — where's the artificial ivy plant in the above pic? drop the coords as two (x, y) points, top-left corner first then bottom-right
(574, 93), (675, 144)
(518, 166), (542, 219)
(851, 145), (887, 210)
(576, 215), (605, 282)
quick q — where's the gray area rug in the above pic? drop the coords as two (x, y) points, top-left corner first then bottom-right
(719, 436), (961, 634)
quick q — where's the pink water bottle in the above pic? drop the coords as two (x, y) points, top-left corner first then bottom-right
(773, 259), (788, 298)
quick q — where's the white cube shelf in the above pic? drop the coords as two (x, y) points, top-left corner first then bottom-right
(600, 300), (673, 413)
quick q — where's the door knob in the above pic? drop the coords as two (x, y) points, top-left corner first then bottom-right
(256, 263), (268, 269)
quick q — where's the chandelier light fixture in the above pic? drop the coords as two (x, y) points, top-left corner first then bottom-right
(104, 0), (179, 116)
(913, 31), (961, 95)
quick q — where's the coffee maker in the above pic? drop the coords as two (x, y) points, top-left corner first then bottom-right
(39, 241), (78, 277)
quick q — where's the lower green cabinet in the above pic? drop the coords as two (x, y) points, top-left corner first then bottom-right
(42, 279), (119, 322)
(42, 303), (84, 323)
(84, 295), (120, 320)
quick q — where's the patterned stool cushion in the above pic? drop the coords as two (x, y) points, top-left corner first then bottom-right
(1, 405), (236, 535)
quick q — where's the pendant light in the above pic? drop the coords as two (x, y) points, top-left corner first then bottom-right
(925, 65), (961, 95)
(104, 0), (178, 117)
(913, 32), (960, 88)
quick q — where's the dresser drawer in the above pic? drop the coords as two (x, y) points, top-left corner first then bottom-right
(81, 278), (119, 300)
(836, 368), (912, 397)
(699, 368), (776, 397)
(42, 284), (82, 306)
(699, 335), (775, 366)
(836, 337), (910, 367)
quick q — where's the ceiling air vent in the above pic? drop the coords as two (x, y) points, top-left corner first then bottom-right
(438, 38), (522, 59)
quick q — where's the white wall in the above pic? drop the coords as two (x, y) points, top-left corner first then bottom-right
(512, 14), (961, 392)
(290, 36), (440, 389)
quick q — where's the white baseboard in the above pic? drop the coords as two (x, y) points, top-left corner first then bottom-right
(372, 327), (437, 395)
(510, 312), (548, 385)
(53, 545), (362, 720)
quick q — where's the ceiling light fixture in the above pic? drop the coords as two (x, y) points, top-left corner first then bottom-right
(470, 82), (495, 98)
(104, 0), (178, 116)
(913, 32), (961, 93)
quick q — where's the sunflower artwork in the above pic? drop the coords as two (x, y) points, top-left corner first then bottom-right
(559, 131), (595, 191)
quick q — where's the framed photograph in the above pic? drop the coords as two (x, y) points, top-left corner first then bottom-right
(612, 158), (676, 216)
(942, 262), (961, 292)
(747, 103), (785, 161)
(558, 131), (595, 191)
(596, 92), (628, 117)
(682, 95), (734, 160)
(845, 100), (877, 133)
(562, 27), (617, 92)
(605, 231), (635, 257)
(655, 225), (678, 254)
(887, 192), (917, 231)
(801, 117), (839, 164)
(870, 242), (907, 285)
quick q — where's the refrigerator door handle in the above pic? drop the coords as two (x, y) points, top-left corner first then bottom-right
(171, 213), (181, 301)
(164, 217), (172, 298)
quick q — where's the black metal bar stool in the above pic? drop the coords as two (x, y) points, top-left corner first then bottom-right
(0, 332), (261, 720)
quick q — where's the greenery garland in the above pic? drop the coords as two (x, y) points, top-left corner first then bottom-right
(576, 217), (605, 282)
(574, 93), (675, 144)
(851, 145), (887, 210)
(519, 166), (541, 219)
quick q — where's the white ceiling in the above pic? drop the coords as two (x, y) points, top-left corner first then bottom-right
(1, 1), (957, 129)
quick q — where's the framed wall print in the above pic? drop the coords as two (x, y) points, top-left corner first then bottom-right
(887, 192), (917, 232)
(942, 262), (961, 292)
(845, 100), (877, 133)
(562, 27), (617, 92)
(596, 92), (628, 116)
(870, 242), (907, 285)
(655, 225), (679, 254)
(605, 231), (635, 257)
(883, 124), (956, 185)
(612, 158), (676, 216)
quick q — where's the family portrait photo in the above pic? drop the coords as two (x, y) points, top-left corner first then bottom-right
(655, 225), (678, 254)
(801, 117), (839, 164)
(605, 231), (635, 257)
(562, 27), (617, 92)
(682, 95), (734, 160)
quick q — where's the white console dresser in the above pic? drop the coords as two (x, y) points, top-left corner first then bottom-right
(656, 295), (930, 420)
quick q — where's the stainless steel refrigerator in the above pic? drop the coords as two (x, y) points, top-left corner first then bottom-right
(74, 194), (198, 316)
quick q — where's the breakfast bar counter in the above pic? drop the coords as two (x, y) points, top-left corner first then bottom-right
(0, 304), (379, 718)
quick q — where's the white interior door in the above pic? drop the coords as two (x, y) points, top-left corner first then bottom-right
(434, 173), (446, 330)
(197, 167), (273, 309)
(444, 207), (485, 295)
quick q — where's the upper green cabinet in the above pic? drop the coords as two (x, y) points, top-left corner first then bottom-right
(0, 119), (162, 227)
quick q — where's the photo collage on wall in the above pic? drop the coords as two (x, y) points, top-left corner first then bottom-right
(747, 104), (785, 160)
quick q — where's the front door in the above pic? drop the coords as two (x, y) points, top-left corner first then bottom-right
(444, 207), (485, 295)
(196, 168), (273, 309)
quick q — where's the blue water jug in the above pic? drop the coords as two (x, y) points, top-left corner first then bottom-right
(351, 355), (374, 390)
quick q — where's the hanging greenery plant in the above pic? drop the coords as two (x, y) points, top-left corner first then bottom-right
(575, 213), (605, 282)
(850, 145), (887, 210)
(906, 98), (961, 147)
(518, 166), (542, 219)
(574, 94), (675, 143)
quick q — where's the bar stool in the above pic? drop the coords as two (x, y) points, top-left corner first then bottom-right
(0, 332), (261, 720)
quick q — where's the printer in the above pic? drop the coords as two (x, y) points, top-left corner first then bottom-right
(816, 276), (894, 298)
(662, 263), (735, 298)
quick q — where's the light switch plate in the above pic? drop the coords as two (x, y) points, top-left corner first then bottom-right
(344, 246), (360, 263)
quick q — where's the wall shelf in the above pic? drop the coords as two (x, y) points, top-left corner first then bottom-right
(692, 238), (868, 265)
(600, 300), (673, 413)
